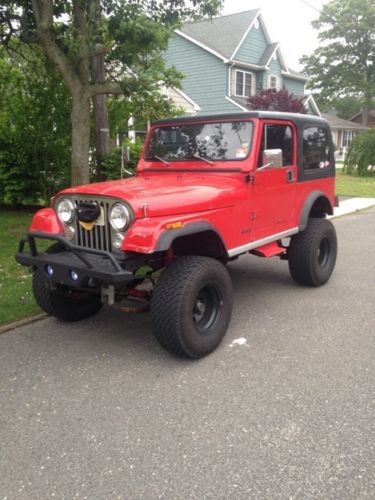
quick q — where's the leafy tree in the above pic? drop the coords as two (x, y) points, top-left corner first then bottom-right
(344, 129), (375, 176)
(1, 1), (222, 186)
(0, 45), (71, 204)
(316, 96), (362, 120)
(247, 89), (307, 114)
(301, 0), (375, 126)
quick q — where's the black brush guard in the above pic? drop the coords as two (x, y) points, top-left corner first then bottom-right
(16, 231), (134, 287)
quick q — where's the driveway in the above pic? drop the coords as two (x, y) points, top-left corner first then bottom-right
(1, 208), (374, 499)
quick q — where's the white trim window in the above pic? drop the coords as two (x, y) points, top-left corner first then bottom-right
(342, 130), (356, 148)
(235, 70), (253, 98)
(268, 74), (280, 90)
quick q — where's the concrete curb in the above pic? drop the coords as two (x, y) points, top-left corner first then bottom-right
(0, 313), (47, 335)
(330, 197), (375, 219)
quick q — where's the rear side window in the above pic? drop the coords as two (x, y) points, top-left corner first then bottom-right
(303, 126), (331, 170)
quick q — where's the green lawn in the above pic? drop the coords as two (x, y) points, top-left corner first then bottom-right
(0, 209), (41, 325)
(336, 171), (375, 198)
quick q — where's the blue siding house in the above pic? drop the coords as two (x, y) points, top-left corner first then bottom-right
(164, 10), (319, 115)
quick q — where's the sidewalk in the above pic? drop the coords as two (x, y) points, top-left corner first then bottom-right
(331, 197), (375, 218)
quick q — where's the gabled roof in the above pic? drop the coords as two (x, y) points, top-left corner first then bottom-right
(303, 95), (321, 116)
(258, 43), (289, 73)
(349, 108), (375, 121)
(258, 43), (279, 67)
(178, 10), (260, 61)
(176, 10), (307, 81)
(321, 113), (368, 130)
(282, 68), (308, 81)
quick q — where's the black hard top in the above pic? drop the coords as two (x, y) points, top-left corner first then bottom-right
(152, 111), (328, 127)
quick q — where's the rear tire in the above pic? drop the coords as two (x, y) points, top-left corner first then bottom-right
(151, 256), (233, 358)
(288, 218), (337, 286)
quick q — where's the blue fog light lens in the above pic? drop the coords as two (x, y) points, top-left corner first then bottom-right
(70, 270), (79, 282)
(45, 265), (54, 277)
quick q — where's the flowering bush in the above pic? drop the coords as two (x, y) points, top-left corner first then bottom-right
(247, 89), (307, 114)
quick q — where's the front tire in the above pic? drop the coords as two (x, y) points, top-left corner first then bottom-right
(32, 270), (102, 322)
(288, 218), (337, 286)
(151, 256), (233, 358)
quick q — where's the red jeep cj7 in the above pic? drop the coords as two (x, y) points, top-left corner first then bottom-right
(16, 112), (338, 358)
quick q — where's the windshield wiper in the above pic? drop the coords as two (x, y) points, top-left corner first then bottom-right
(192, 154), (215, 165)
(154, 155), (170, 165)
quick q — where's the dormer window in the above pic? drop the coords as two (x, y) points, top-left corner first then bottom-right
(235, 70), (253, 98)
(268, 75), (280, 90)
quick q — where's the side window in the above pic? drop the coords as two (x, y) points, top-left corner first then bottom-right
(303, 126), (331, 170)
(257, 124), (294, 168)
(235, 70), (253, 98)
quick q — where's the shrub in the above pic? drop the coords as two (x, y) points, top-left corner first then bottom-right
(247, 89), (307, 114)
(102, 138), (144, 180)
(344, 129), (375, 176)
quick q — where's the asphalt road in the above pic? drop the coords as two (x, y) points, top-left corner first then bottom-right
(1, 209), (374, 499)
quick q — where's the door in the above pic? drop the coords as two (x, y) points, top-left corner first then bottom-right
(251, 121), (297, 241)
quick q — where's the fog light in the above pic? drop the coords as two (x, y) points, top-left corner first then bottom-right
(70, 270), (79, 282)
(112, 232), (124, 249)
(45, 265), (54, 277)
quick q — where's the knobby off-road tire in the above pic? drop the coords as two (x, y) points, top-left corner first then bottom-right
(288, 218), (337, 286)
(32, 270), (102, 321)
(151, 256), (233, 358)
(32, 244), (102, 321)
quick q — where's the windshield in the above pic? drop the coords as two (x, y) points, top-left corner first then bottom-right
(145, 121), (253, 162)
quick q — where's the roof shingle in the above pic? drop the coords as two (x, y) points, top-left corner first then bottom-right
(258, 42), (278, 67)
(321, 113), (367, 129)
(180, 10), (260, 60)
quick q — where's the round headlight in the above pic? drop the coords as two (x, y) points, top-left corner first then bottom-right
(109, 203), (131, 231)
(56, 198), (75, 224)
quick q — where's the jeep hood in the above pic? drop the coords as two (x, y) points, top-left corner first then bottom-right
(60, 173), (242, 218)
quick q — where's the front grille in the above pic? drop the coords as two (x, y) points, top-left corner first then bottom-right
(72, 197), (112, 252)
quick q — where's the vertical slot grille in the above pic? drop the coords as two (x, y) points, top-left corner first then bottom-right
(74, 198), (112, 252)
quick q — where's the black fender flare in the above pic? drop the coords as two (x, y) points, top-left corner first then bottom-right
(155, 221), (228, 255)
(299, 190), (334, 231)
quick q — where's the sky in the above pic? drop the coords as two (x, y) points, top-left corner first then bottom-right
(222, 0), (326, 70)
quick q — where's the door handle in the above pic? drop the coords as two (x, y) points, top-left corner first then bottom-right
(286, 169), (295, 183)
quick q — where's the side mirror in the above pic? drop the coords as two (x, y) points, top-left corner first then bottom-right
(258, 148), (283, 170)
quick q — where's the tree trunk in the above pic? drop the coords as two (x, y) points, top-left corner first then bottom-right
(71, 91), (91, 186)
(90, 0), (110, 182)
(362, 101), (370, 127)
(91, 54), (110, 181)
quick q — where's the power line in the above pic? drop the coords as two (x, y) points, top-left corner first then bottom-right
(298, 0), (336, 24)
(299, 0), (323, 16)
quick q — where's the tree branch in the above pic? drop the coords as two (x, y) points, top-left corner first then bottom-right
(77, 43), (109, 62)
(31, 0), (81, 94)
(72, 0), (90, 84)
(32, 0), (53, 29)
(89, 82), (124, 96)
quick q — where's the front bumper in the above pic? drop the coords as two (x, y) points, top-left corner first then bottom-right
(16, 231), (135, 287)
